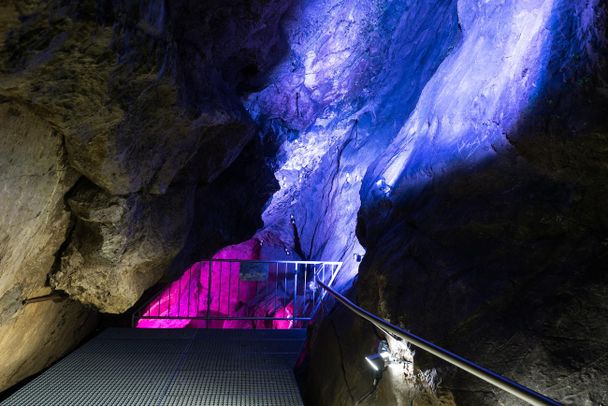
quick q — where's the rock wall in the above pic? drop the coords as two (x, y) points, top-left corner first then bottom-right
(0, 99), (97, 391)
(0, 0), (289, 392)
(247, 0), (462, 287)
(298, 0), (608, 405)
(1, 0), (606, 402)
(243, 0), (607, 404)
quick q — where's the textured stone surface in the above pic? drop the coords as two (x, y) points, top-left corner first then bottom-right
(0, 100), (96, 392)
(305, 304), (455, 406)
(321, 1), (607, 406)
(243, 0), (608, 405)
(0, 0), (289, 314)
(0, 299), (96, 391)
(0, 0), (290, 392)
(248, 0), (461, 287)
(50, 180), (195, 313)
(1, 0), (606, 403)
(0, 102), (73, 310)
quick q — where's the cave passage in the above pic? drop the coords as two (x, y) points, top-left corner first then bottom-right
(0, 0), (605, 404)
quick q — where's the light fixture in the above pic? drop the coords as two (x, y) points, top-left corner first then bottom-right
(374, 177), (392, 197)
(378, 341), (392, 362)
(365, 340), (393, 373)
(365, 353), (385, 372)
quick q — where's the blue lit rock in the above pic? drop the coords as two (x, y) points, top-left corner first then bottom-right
(248, 0), (461, 286)
(246, 0), (608, 404)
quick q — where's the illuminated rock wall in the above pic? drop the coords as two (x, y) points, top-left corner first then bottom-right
(0, 0), (606, 402)
(247, 0), (462, 286)
(290, 0), (607, 405)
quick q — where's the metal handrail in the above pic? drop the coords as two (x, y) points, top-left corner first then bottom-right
(316, 279), (561, 406)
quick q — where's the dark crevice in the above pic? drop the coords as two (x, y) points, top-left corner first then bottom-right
(329, 318), (357, 404)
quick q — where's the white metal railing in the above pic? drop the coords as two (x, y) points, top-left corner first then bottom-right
(133, 260), (341, 328)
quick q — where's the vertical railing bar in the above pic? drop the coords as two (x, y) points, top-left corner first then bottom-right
(319, 263), (325, 309)
(283, 262), (287, 310)
(303, 263), (308, 318)
(167, 282), (173, 318)
(196, 263), (201, 318)
(236, 262), (241, 318)
(320, 267), (325, 302)
(206, 260), (213, 328)
(178, 270), (182, 317)
(228, 262), (232, 318)
(157, 291), (161, 317)
(274, 262), (278, 314)
(218, 260), (223, 318)
(293, 263), (298, 325)
(187, 267), (191, 317)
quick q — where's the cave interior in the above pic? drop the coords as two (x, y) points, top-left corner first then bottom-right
(0, 0), (607, 405)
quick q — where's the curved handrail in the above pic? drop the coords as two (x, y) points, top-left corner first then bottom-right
(315, 279), (561, 406)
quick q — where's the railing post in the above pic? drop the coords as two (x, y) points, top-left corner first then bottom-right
(293, 262), (298, 325)
(206, 260), (213, 328)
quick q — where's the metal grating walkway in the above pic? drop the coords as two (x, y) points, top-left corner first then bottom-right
(1, 328), (306, 406)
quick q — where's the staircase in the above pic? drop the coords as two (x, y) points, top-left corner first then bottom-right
(1, 328), (307, 406)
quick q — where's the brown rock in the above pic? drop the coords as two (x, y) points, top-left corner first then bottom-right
(0, 101), (76, 319)
(0, 101), (95, 392)
(51, 180), (195, 313)
(0, 299), (96, 391)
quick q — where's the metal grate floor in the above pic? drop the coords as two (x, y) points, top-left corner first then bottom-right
(1, 328), (306, 406)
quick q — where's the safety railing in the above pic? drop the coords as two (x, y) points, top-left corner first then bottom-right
(133, 260), (341, 329)
(316, 279), (561, 406)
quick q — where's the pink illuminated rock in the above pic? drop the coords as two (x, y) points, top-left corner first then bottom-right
(136, 238), (299, 329)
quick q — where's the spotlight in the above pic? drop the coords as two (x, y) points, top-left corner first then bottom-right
(365, 353), (385, 372)
(378, 341), (392, 362)
(365, 340), (392, 373)
(374, 178), (392, 197)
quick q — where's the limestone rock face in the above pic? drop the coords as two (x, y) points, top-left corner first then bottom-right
(50, 180), (195, 313)
(0, 0), (289, 317)
(0, 299), (96, 391)
(0, 102), (73, 310)
(248, 0), (461, 287)
(0, 100), (96, 392)
(240, 0), (608, 404)
(0, 0), (290, 392)
(304, 1), (608, 405)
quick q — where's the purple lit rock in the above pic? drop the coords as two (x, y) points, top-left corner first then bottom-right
(248, 0), (608, 404)
(248, 0), (461, 288)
